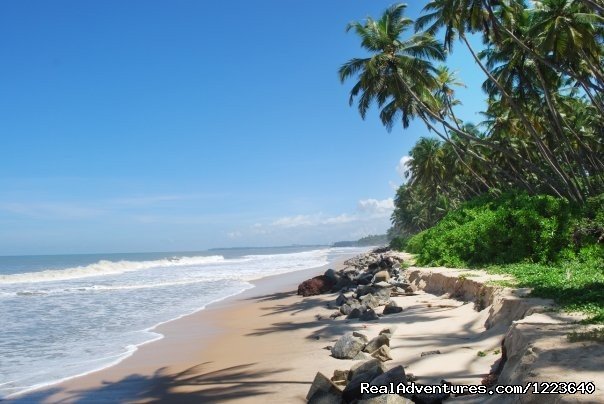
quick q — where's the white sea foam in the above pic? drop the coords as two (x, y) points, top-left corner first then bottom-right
(0, 255), (225, 284)
(0, 246), (368, 399)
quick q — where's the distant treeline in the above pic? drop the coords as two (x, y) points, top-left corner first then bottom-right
(332, 234), (389, 247)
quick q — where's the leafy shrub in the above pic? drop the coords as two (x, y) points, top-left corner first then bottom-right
(407, 192), (576, 266)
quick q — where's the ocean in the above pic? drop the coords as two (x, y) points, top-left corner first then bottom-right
(0, 246), (368, 398)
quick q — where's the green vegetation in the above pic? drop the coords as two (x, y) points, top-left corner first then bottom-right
(340, 2), (603, 323)
(332, 234), (389, 247)
(567, 328), (604, 343)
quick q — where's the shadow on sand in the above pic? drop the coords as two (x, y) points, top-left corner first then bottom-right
(7, 362), (306, 403)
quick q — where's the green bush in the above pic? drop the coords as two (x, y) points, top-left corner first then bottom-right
(407, 192), (576, 266)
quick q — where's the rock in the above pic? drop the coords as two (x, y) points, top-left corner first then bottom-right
(340, 300), (361, 315)
(372, 271), (391, 283)
(379, 326), (398, 337)
(335, 293), (348, 306)
(359, 308), (380, 321)
(353, 351), (370, 360)
(331, 369), (349, 383)
(383, 301), (403, 315)
(374, 288), (392, 305)
(357, 272), (374, 285)
(368, 262), (379, 271)
(330, 311), (343, 319)
(361, 293), (380, 309)
(353, 331), (369, 343)
(370, 365), (406, 388)
(297, 275), (335, 297)
(347, 308), (362, 319)
(308, 390), (342, 404)
(331, 333), (366, 359)
(374, 281), (392, 289)
(364, 334), (390, 353)
(343, 359), (386, 403)
(306, 372), (342, 401)
(370, 345), (393, 362)
(358, 394), (413, 404)
(348, 359), (386, 380)
(324, 268), (340, 283)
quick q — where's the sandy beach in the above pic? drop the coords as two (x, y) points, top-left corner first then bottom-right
(10, 250), (603, 403)
(9, 253), (496, 403)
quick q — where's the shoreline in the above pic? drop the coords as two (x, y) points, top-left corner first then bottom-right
(8, 250), (364, 402)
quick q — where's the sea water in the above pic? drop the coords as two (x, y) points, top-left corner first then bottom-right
(0, 246), (368, 398)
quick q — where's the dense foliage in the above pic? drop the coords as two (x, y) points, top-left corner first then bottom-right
(340, 1), (604, 321)
(340, 1), (603, 231)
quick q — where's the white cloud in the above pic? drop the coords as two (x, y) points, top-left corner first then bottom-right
(396, 156), (412, 181)
(271, 214), (319, 228)
(357, 198), (394, 217)
(227, 231), (242, 238)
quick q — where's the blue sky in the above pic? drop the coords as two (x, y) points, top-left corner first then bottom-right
(0, 1), (487, 255)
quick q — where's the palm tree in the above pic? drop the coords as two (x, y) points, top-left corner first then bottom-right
(339, 3), (445, 131)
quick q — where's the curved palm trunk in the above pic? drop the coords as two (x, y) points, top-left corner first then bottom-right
(390, 70), (572, 199)
(481, 0), (604, 93)
(460, 34), (584, 202)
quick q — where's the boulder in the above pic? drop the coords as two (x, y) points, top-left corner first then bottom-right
(360, 293), (380, 309)
(343, 359), (386, 403)
(360, 308), (380, 321)
(297, 275), (335, 297)
(331, 333), (366, 359)
(324, 268), (340, 283)
(352, 331), (369, 343)
(331, 369), (349, 383)
(374, 288), (392, 305)
(372, 271), (391, 283)
(370, 365), (406, 390)
(364, 334), (390, 353)
(357, 272), (374, 285)
(306, 372), (342, 401)
(347, 308), (362, 319)
(335, 293), (348, 306)
(368, 262), (379, 271)
(383, 301), (403, 315)
(358, 395), (413, 404)
(353, 351), (370, 360)
(370, 345), (393, 362)
(348, 359), (386, 380)
(374, 281), (392, 289)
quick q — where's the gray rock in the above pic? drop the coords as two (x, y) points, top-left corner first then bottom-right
(379, 326), (398, 337)
(324, 268), (340, 283)
(335, 293), (348, 306)
(361, 293), (380, 309)
(347, 307), (362, 319)
(330, 311), (343, 319)
(331, 369), (349, 383)
(359, 308), (380, 321)
(374, 288), (392, 305)
(369, 365), (406, 390)
(358, 394), (413, 404)
(353, 331), (369, 343)
(383, 301), (403, 315)
(364, 334), (390, 353)
(374, 281), (392, 288)
(343, 359), (386, 403)
(370, 345), (393, 362)
(353, 351), (370, 360)
(306, 372), (342, 401)
(331, 333), (366, 359)
(348, 358), (386, 381)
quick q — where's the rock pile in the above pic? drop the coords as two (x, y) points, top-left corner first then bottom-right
(297, 248), (413, 322)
